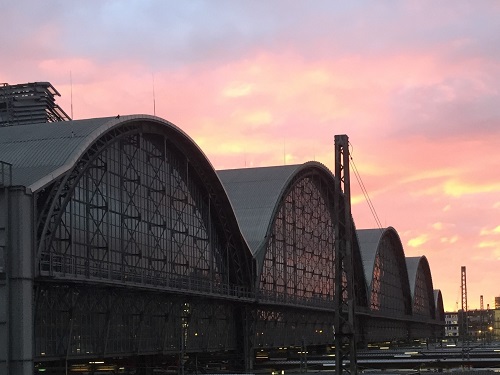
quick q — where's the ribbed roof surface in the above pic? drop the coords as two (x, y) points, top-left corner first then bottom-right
(356, 228), (386, 284)
(0, 117), (114, 190)
(217, 164), (302, 257)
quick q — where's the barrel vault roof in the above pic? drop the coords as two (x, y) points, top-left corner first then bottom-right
(217, 162), (335, 260)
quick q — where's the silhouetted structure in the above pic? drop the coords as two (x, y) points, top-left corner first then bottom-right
(0, 83), (445, 375)
(0, 82), (70, 127)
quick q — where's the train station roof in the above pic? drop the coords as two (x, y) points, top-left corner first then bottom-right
(0, 116), (115, 190)
(218, 162), (337, 260)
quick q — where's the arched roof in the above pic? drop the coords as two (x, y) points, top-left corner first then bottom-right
(357, 227), (412, 314)
(434, 289), (445, 322)
(405, 256), (434, 298)
(0, 115), (255, 281)
(0, 115), (221, 193)
(0, 117), (113, 190)
(356, 227), (408, 286)
(217, 162), (335, 260)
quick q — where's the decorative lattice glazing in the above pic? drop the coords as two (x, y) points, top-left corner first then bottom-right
(412, 263), (433, 318)
(260, 175), (335, 307)
(370, 235), (407, 314)
(38, 132), (233, 293)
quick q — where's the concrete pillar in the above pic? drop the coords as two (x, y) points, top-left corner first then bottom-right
(0, 187), (34, 375)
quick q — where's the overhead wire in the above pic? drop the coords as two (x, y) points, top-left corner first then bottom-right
(348, 142), (384, 232)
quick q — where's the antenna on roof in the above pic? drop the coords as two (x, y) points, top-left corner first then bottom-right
(283, 137), (286, 165)
(152, 73), (156, 116)
(70, 71), (74, 119)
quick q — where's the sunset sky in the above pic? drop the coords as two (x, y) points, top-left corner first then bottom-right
(2, 1), (499, 311)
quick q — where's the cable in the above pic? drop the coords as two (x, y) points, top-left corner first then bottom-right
(348, 142), (384, 232)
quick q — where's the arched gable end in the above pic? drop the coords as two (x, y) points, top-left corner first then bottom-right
(364, 227), (412, 316)
(434, 289), (445, 322)
(259, 164), (335, 307)
(406, 256), (435, 319)
(35, 116), (254, 294)
(257, 162), (367, 308)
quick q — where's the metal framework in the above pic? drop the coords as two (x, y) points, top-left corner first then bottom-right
(412, 262), (435, 319)
(35, 126), (251, 294)
(0, 113), (447, 373)
(33, 123), (254, 369)
(255, 307), (335, 348)
(461, 265), (469, 361)
(334, 134), (357, 375)
(259, 172), (335, 309)
(35, 284), (239, 359)
(254, 169), (337, 353)
(369, 235), (410, 316)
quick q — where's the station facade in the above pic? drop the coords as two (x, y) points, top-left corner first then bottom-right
(0, 115), (444, 374)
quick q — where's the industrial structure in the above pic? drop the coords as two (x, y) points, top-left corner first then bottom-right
(0, 83), (445, 374)
(0, 82), (71, 127)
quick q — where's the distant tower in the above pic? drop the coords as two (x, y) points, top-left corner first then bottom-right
(495, 297), (500, 309)
(480, 295), (484, 311)
(460, 267), (468, 340)
(460, 266), (469, 360)
(461, 266), (467, 312)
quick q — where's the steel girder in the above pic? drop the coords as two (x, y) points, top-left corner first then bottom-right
(259, 171), (336, 309)
(34, 283), (240, 360)
(334, 135), (357, 375)
(411, 258), (436, 320)
(255, 307), (335, 348)
(27, 117), (445, 370)
(35, 123), (252, 297)
(369, 233), (412, 316)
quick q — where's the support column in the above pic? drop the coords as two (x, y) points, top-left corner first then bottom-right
(0, 187), (10, 374)
(2, 188), (34, 375)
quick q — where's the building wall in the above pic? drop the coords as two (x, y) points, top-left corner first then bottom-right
(0, 187), (34, 375)
(494, 309), (500, 340)
(445, 313), (459, 337)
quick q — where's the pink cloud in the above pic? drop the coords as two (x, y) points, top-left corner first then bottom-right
(2, 1), (500, 312)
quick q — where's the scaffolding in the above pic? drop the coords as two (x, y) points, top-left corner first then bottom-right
(0, 82), (71, 127)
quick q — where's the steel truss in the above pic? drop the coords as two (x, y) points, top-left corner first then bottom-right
(369, 234), (411, 316)
(255, 307), (335, 348)
(34, 283), (240, 359)
(334, 135), (357, 375)
(35, 124), (252, 297)
(259, 171), (336, 309)
(412, 262), (435, 319)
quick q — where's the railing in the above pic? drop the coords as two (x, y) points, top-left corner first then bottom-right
(258, 289), (335, 310)
(38, 253), (255, 300)
(0, 161), (12, 187)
